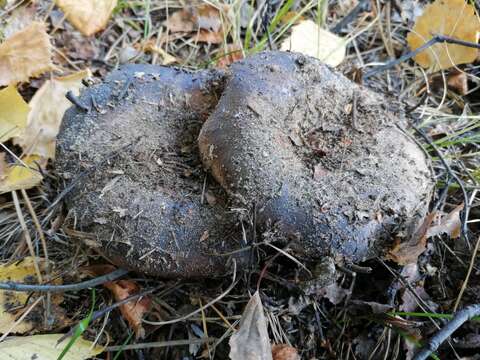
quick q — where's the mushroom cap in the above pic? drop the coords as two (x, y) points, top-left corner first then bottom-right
(199, 51), (433, 262)
(56, 64), (245, 278)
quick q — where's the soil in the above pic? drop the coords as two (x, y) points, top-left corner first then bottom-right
(56, 51), (434, 278)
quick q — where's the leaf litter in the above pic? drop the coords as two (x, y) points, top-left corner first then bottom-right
(0, 0), (479, 359)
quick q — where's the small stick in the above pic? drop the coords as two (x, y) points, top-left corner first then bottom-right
(453, 236), (480, 311)
(105, 338), (215, 352)
(365, 34), (480, 79)
(0, 268), (128, 293)
(412, 125), (470, 248)
(65, 91), (90, 112)
(413, 304), (480, 360)
(11, 190), (43, 283)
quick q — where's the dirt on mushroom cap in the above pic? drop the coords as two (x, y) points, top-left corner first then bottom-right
(56, 52), (434, 278)
(199, 51), (434, 263)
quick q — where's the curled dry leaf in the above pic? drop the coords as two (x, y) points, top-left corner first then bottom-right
(0, 85), (29, 142)
(229, 291), (272, 360)
(387, 212), (436, 265)
(0, 22), (52, 86)
(0, 155), (45, 194)
(280, 20), (346, 67)
(0, 334), (103, 360)
(0, 257), (65, 334)
(272, 344), (300, 360)
(13, 69), (90, 159)
(407, 0), (480, 70)
(54, 0), (117, 36)
(104, 279), (151, 339)
(427, 203), (463, 239)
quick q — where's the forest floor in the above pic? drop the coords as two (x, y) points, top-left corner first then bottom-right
(0, 0), (480, 359)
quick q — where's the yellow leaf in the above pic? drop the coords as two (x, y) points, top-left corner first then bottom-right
(55, 0), (118, 36)
(0, 257), (63, 334)
(407, 0), (480, 70)
(0, 155), (44, 194)
(0, 334), (103, 360)
(14, 69), (90, 159)
(0, 22), (52, 86)
(0, 85), (29, 142)
(280, 20), (346, 67)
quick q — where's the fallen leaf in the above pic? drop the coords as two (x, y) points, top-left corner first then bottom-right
(317, 282), (351, 305)
(13, 69), (90, 159)
(0, 334), (103, 359)
(427, 203), (463, 239)
(447, 70), (468, 95)
(407, 0), (480, 70)
(280, 20), (346, 67)
(229, 291), (272, 360)
(216, 44), (244, 68)
(0, 22), (53, 86)
(141, 41), (177, 65)
(104, 279), (151, 339)
(272, 344), (300, 360)
(0, 85), (29, 142)
(387, 212), (436, 265)
(163, 4), (230, 44)
(2, 4), (37, 38)
(55, 0), (117, 36)
(0, 155), (45, 194)
(194, 29), (224, 44)
(0, 257), (64, 334)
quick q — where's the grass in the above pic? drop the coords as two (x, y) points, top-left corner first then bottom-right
(0, 0), (479, 359)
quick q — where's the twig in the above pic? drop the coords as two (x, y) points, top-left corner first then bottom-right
(11, 190), (43, 283)
(331, 0), (369, 34)
(65, 91), (90, 112)
(411, 125), (470, 248)
(143, 260), (237, 326)
(105, 338), (215, 351)
(413, 304), (480, 360)
(0, 268), (128, 293)
(365, 34), (480, 79)
(453, 236), (480, 311)
(0, 295), (44, 342)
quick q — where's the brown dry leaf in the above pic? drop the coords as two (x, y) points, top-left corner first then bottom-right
(0, 22), (52, 86)
(427, 203), (463, 239)
(163, 4), (230, 44)
(407, 0), (480, 70)
(229, 291), (272, 360)
(3, 5), (37, 38)
(280, 20), (346, 67)
(104, 279), (151, 339)
(0, 155), (45, 194)
(0, 85), (29, 142)
(55, 0), (117, 36)
(216, 44), (244, 68)
(272, 344), (300, 360)
(13, 69), (90, 159)
(141, 41), (177, 65)
(447, 70), (468, 95)
(0, 257), (64, 334)
(387, 212), (436, 265)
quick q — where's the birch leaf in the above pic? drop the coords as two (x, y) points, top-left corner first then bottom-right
(407, 0), (480, 70)
(0, 257), (64, 334)
(0, 334), (103, 360)
(13, 69), (90, 159)
(55, 0), (117, 36)
(280, 20), (346, 67)
(0, 22), (52, 86)
(0, 155), (45, 194)
(0, 85), (29, 142)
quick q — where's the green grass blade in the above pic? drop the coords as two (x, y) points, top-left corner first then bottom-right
(57, 289), (96, 360)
